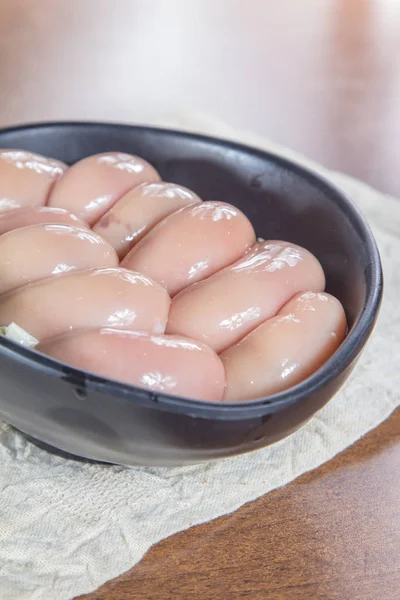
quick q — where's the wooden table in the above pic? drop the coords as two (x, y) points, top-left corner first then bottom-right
(0, 1), (399, 598)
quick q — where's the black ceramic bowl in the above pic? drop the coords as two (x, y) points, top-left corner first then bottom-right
(0, 122), (382, 466)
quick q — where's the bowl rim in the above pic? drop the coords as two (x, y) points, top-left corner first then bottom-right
(0, 121), (384, 420)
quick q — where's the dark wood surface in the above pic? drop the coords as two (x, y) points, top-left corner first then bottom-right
(0, 1), (399, 598)
(82, 410), (400, 600)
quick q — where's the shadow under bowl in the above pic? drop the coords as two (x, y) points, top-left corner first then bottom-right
(0, 122), (383, 466)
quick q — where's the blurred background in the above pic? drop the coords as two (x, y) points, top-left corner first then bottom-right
(0, 0), (399, 194)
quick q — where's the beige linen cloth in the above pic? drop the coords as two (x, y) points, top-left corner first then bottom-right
(0, 115), (399, 600)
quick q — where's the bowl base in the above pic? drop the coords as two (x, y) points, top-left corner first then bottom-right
(15, 429), (109, 464)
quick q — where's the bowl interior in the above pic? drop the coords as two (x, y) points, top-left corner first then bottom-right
(0, 122), (382, 412)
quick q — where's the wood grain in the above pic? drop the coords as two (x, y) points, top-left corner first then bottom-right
(0, 1), (399, 598)
(80, 409), (400, 600)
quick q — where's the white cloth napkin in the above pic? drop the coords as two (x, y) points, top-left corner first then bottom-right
(0, 116), (399, 600)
